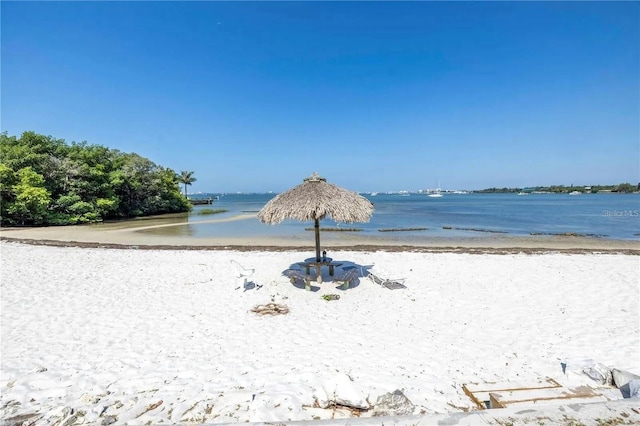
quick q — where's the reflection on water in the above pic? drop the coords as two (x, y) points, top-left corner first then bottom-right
(137, 224), (195, 237)
(90, 213), (190, 231)
(97, 213), (200, 237)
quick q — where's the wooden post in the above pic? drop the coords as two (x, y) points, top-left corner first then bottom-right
(314, 218), (321, 261)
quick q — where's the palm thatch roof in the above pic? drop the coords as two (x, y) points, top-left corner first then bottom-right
(257, 172), (374, 224)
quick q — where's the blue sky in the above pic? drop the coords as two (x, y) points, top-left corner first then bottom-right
(2, 1), (638, 193)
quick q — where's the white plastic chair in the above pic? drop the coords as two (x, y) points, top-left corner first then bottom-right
(230, 259), (255, 290)
(367, 272), (406, 289)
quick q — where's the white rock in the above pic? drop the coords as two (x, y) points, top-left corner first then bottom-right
(321, 373), (369, 410)
(372, 389), (415, 416)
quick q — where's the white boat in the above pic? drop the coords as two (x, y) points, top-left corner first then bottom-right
(427, 180), (444, 197)
(569, 191), (582, 195)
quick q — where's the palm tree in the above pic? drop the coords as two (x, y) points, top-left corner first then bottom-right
(178, 171), (196, 198)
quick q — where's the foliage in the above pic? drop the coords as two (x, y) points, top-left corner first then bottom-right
(475, 187), (521, 193)
(477, 183), (639, 194)
(0, 131), (190, 226)
(613, 183), (637, 193)
(322, 294), (340, 301)
(178, 170), (196, 197)
(196, 208), (227, 215)
(7, 167), (51, 225)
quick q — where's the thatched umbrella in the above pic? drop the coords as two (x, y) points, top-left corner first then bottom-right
(258, 172), (374, 261)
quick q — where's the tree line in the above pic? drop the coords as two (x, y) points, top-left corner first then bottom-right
(0, 131), (194, 226)
(476, 183), (638, 194)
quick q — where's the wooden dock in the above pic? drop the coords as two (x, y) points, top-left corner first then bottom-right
(189, 198), (213, 205)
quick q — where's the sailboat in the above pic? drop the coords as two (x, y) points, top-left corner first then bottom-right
(427, 180), (443, 197)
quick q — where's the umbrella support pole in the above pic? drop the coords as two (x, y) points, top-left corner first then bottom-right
(314, 218), (321, 262)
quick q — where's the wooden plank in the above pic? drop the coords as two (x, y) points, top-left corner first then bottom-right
(462, 378), (561, 410)
(284, 269), (316, 291)
(463, 378), (561, 393)
(495, 395), (609, 409)
(335, 268), (359, 289)
(489, 385), (606, 409)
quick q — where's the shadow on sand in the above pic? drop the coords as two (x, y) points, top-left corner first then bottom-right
(281, 259), (374, 292)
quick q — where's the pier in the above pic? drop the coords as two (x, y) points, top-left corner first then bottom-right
(188, 198), (213, 205)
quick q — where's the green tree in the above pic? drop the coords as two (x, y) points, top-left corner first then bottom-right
(614, 183), (635, 193)
(178, 170), (197, 198)
(7, 167), (51, 225)
(0, 163), (18, 224)
(0, 131), (190, 226)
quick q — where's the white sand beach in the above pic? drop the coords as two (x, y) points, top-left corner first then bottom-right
(1, 241), (639, 425)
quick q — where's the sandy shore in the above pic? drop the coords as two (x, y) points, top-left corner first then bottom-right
(1, 221), (639, 254)
(1, 240), (639, 424)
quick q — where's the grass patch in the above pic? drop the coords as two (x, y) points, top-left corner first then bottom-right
(378, 227), (428, 232)
(595, 415), (636, 425)
(196, 209), (228, 215)
(444, 226), (508, 234)
(530, 231), (607, 238)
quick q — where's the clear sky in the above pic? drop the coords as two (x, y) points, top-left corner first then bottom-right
(2, 1), (638, 193)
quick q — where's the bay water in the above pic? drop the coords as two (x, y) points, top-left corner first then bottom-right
(153, 193), (640, 241)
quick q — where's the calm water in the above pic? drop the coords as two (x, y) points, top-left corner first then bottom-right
(143, 193), (640, 241)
